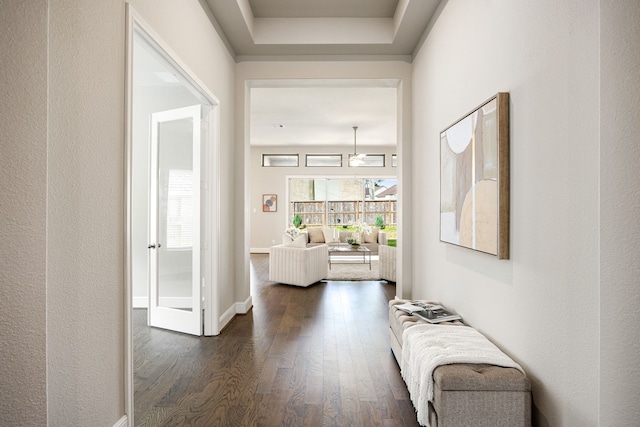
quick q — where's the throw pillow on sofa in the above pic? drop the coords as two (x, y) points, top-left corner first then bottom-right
(363, 226), (379, 243)
(322, 227), (339, 243)
(307, 227), (325, 243)
(282, 233), (307, 248)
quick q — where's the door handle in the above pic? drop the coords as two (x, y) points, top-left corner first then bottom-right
(148, 243), (162, 249)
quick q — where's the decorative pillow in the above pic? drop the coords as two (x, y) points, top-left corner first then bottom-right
(282, 233), (293, 245)
(322, 227), (339, 243)
(282, 233), (307, 248)
(307, 227), (325, 243)
(363, 227), (380, 243)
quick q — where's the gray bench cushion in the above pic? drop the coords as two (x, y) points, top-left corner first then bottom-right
(434, 363), (531, 392)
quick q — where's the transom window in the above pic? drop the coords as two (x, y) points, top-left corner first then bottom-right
(348, 154), (385, 167)
(305, 154), (342, 167)
(262, 154), (299, 167)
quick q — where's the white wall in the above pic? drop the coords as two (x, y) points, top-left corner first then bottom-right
(1, 0), (235, 425)
(0, 1), (48, 424)
(412, 1), (640, 426)
(599, 2), (640, 425)
(250, 145), (397, 251)
(46, 0), (127, 423)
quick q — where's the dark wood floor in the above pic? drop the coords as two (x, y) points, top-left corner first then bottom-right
(134, 253), (419, 426)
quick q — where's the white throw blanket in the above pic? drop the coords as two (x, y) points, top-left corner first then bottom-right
(400, 324), (525, 427)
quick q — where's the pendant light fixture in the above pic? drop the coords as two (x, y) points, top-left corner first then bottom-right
(349, 126), (366, 166)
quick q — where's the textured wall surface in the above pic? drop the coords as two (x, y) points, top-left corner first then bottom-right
(599, 1), (640, 424)
(412, 1), (604, 425)
(0, 1), (48, 425)
(47, 0), (126, 424)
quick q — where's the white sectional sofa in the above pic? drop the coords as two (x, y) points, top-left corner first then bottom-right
(303, 226), (387, 254)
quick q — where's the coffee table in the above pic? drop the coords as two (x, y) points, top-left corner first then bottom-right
(327, 245), (371, 270)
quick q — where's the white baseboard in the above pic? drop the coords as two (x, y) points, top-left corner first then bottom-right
(135, 296), (255, 335)
(113, 415), (128, 427)
(250, 247), (270, 253)
(236, 295), (253, 314)
(218, 295), (254, 332)
(133, 297), (147, 308)
(219, 304), (236, 331)
(132, 297), (192, 309)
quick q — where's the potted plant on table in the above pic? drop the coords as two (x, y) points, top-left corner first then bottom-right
(346, 237), (360, 248)
(292, 213), (303, 229)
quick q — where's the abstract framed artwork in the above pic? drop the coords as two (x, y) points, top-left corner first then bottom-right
(263, 194), (277, 212)
(440, 92), (510, 259)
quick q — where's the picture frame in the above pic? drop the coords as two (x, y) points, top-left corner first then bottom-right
(440, 92), (510, 259)
(262, 194), (277, 212)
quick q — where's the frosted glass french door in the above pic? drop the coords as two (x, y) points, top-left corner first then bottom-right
(148, 105), (202, 335)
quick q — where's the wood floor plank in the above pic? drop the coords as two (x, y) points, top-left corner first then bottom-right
(322, 359), (343, 426)
(134, 253), (420, 426)
(339, 371), (363, 426)
(256, 356), (280, 395)
(302, 403), (323, 427)
(304, 373), (324, 406)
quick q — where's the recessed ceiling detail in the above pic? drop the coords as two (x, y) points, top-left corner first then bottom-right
(204, 0), (441, 61)
(201, 2), (436, 147)
(248, 0), (399, 19)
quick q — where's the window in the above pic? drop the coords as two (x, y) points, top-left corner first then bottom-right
(305, 154), (342, 167)
(391, 154), (397, 167)
(348, 154), (385, 167)
(166, 169), (193, 249)
(262, 154), (299, 167)
(288, 177), (397, 227)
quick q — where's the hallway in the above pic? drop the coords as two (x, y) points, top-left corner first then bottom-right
(134, 254), (419, 426)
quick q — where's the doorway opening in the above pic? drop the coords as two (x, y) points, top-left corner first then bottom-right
(130, 22), (214, 333)
(125, 6), (222, 424)
(246, 79), (401, 264)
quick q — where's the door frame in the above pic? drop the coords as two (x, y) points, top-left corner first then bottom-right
(124, 5), (222, 425)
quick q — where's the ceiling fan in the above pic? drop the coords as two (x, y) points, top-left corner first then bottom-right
(349, 126), (366, 166)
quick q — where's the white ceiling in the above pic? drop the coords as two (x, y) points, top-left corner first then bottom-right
(200, 0), (442, 147)
(250, 82), (398, 148)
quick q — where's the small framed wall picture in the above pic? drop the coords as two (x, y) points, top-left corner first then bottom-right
(263, 194), (277, 212)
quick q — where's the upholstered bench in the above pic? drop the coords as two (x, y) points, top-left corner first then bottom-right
(389, 300), (532, 427)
